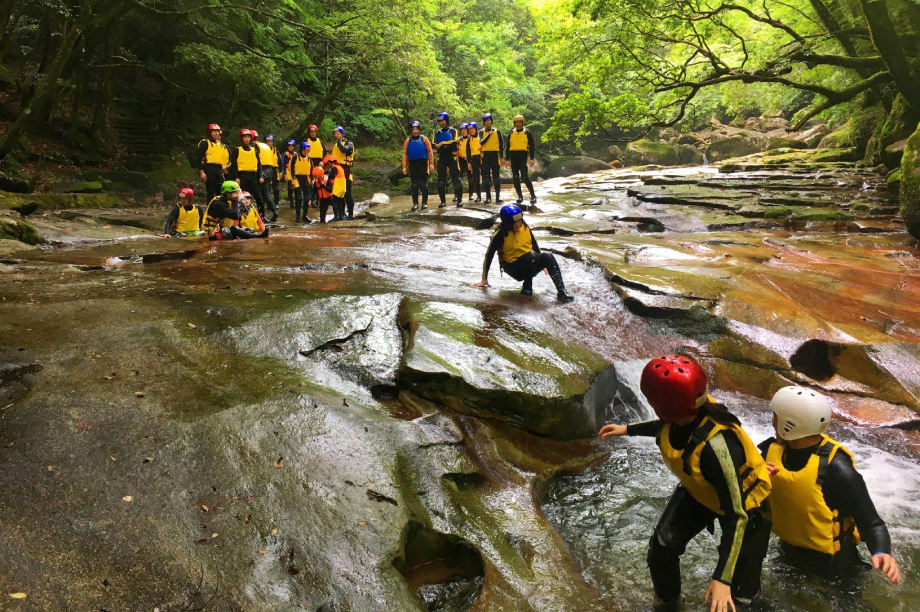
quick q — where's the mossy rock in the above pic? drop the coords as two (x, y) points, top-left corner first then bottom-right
(0, 164), (34, 194)
(900, 122), (920, 239)
(622, 140), (681, 166)
(790, 209), (855, 221)
(887, 169), (902, 194)
(819, 107), (884, 158)
(705, 136), (767, 162)
(675, 144), (704, 165)
(0, 217), (44, 245)
(66, 181), (104, 194)
(0, 191), (126, 214)
(763, 207), (793, 219)
(768, 137), (807, 150)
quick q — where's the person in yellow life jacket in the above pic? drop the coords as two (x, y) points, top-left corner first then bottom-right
(465, 122), (482, 202)
(504, 114), (537, 206)
(760, 387), (900, 584)
(456, 123), (469, 183)
(202, 181), (269, 240)
(238, 191), (266, 234)
(599, 356), (773, 611)
(478, 113), (503, 204)
(196, 124), (231, 203)
(306, 124), (325, 174)
(402, 120), (434, 211)
(230, 129), (266, 217)
(162, 188), (203, 236)
(323, 154), (348, 222)
(475, 205), (574, 302)
(331, 126), (356, 220)
(256, 134), (280, 222)
(282, 139), (297, 209)
(287, 141), (314, 224)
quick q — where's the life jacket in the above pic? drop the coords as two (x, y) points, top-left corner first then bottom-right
(236, 146), (259, 172)
(293, 153), (312, 177)
(434, 127), (457, 155)
(765, 437), (861, 555)
(329, 164), (347, 198)
(315, 177), (332, 199)
(656, 409), (771, 515)
(202, 139), (230, 166)
(239, 206), (262, 230)
(501, 226), (533, 265)
(467, 135), (481, 157)
(509, 128), (530, 153)
(406, 136), (429, 161)
(480, 128), (500, 152)
(202, 197), (236, 237)
(456, 136), (468, 159)
(282, 151), (295, 173)
(306, 137), (324, 159)
(257, 142), (278, 168)
(174, 203), (201, 234)
(332, 140), (355, 166)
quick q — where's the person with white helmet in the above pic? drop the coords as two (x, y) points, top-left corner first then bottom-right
(761, 386), (900, 584)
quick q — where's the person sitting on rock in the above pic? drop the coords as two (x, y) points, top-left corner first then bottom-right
(599, 356), (773, 612)
(474, 204), (574, 302)
(162, 188), (203, 237)
(238, 191), (266, 235)
(761, 387), (900, 585)
(202, 181), (268, 240)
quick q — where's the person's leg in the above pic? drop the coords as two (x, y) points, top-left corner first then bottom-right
(293, 180), (305, 222)
(731, 510), (772, 602)
(491, 153), (502, 202)
(229, 225), (269, 239)
(287, 177), (295, 209)
(344, 166), (355, 218)
(449, 157), (463, 205)
(521, 159), (535, 200)
(319, 197), (329, 223)
(271, 169), (280, 211)
(409, 161), (422, 210)
(511, 155), (524, 201)
(503, 252), (536, 295)
(436, 156), (448, 206)
(472, 156), (482, 200)
(261, 172), (277, 220)
(648, 486), (717, 604)
(482, 153), (493, 202)
(534, 251), (574, 301)
(244, 176), (266, 216)
(204, 166), (223, 203)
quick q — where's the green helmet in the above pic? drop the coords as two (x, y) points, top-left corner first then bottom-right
(221, 180), (239, 195)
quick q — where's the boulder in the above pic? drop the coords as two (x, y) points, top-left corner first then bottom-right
(745, 117), (789, 132)
(66, 181), (104, 194)
(887, 169), (901, 194)
(543, 156), (612, 179)
(761, 109), (783, 118)
(818, 108), (883, 158)
(676, 133), (703, 146)
(607, 144), (623, 160)
(388, 166), (408, 187)
(795, 124), (830, 148)
(369, 192), (390, 207)
(883, 139), (909, 169)
(900, 122), (920, 239)
(0, 166), (33, 194)
(709, 117), (723, 127)
(622, 140), (681, 166)
(769, 137), (808, 150)
(579, 137), (619, 162)
(676, 144), (704, 165)
(0, 215), (44, 245)
(705, 136), (768, 162)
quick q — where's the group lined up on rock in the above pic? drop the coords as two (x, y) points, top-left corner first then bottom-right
(599, 355), (901, 612)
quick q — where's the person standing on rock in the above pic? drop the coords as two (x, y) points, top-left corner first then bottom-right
(162, 188), (203, 237)
(504, 114), (537, 207)
(331, 126), (356, 220)
(323, 154), (348, 222)
(256, 133), (280, 222)
(288, 141), (314, 224)
(474, 204), (574, 301)
(457, 122), (469, 183)
(761, 387), (901, 585)
(230, 129), (266, 216)
(465, 122), (482, 202)
(402, 121), (434, 211)
(433, 112), (464, 208)
(197, 124), (231, 204)
(599, 356), (772, 612)
(282, 139), (298, 209)
(478, 113), (503, 204)
(202, 181), (269, 240)
(305, 125), (325, 176)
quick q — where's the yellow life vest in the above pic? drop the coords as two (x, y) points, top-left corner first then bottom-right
(236, 146), (259, 172)
(293, 153), (313, 177)
(202, 140), (230, 166)
(509, 129), (529, 153)
(202, 197), (235, 237)
(657, 412), (771, 515)
(306, 137), (324, 159)
(332, 141), (354, 166)
(456, 136), (468, 159)
(257, 143), (278, 167)
(765, 437), (860, 555)
(468, 135), (481, 156)
(480, 129), (500, 152)
(239, 206), (261, 230)
(174, 203), (201, 233)
(331, 164), (347, 198)
(502, 226), (533, 264)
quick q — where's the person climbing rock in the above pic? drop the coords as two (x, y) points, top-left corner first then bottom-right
(598, 356), (773, 612)
(238, 191), (267, 234)
(402, 120), (434, 211)
(324, 154), (348, 222)
(433, 112), (463, 208)
(202, 181), (268, 240)
(257, 134), (281, 221)
(465, 122), (482, 202)
(478, 113), (503, 203)
(504, 114), (537, 206)
(305, 124), (325, 176)
(230, 129), (266, 216)
(288, 141), (314, 224)
(282, 139), (297, 209)
(331, 126), (356, 220)
(196, 124), (231, 203)
(162, 188), (203, 236)
(761, 387), (901, 584)
(311, 165), (334, 223)
(474, 204), (574, 302)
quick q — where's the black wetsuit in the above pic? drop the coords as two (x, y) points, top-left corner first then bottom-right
(626, 413), (772, 602)
(504, 128), (536, 201)
(282, 151), (296, 207)
(759, 437), (891, 579)
(197, 139), (231, 203)
(466, 138), (482, 201)
(482, 225), (569, 295)
(479, 128), (503, 202)
(230, 145), (265, 214)
(260, 145), (281, 217)
(434, 127), (463, 205)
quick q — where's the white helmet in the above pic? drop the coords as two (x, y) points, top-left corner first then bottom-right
(770, 386), (832, 441)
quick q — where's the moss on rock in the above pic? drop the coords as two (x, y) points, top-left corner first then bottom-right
(900, 122), (920, 239)
(623, 140), (681, 166)
(0, 216), (44, 245)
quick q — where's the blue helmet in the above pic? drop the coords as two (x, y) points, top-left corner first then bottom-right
(300, 141), (311, 150)
(437, 112), (449, 122)
(468, 122), (478, 129)
(334, 125), (345, 136)
(409, 120), (421, 130)
(265, 134), (274, 141)
(287, 139), (296, 146)
(499, 204), (523, 231)
(482, 113), (493, 122)
(460, 122), (469, 129)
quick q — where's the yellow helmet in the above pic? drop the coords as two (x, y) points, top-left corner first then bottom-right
(513, 114), (525, 123)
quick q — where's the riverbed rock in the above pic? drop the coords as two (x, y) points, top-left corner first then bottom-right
(370, 192), (390, 207)
(900, 122), (920, 239)
(705, 136), (768, 162)
(543, 156), (611, 178)
(676, 144), (704, 165)
(794, 124), (830, 148)
(769, 137), (808, 150)
(883, 138), (909, 169)
(622, 140), (681, 166)
(0, 215), (44, 245)
(746, 116), (788, 132)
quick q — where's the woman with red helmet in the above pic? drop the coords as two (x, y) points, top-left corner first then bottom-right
(230, 129), (266, 218)
(162, 188), (203, 236)
(599, 355), (772, 612)
(196, 124), (231, 203)
(305, 125), (325, 177)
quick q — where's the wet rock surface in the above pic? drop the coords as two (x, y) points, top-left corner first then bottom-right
(2, 160), (920, 611)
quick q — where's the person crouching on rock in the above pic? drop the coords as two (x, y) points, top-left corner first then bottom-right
(238, 191), (267, 235)
(761, 387), (900, 585)
(474, 204), (574, 302)
(203, 181), (268, 240)
(162, 188), (204, 237)
(599, 355), (773, 612)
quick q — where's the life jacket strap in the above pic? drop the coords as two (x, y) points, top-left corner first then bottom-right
(681, 418), (717, 476)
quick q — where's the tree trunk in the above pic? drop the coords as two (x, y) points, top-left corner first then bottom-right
(294, 76), (349, 137)
(0, 0), (20, 65)
(861, 0), (920, 110)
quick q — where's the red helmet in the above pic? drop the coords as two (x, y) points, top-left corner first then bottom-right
(311, 166), (325, 179)
(207, 123), (221, 134)
(240, 191), (252, 199)
(250, 129), (259, 138)
(179, 188), (195, 199)
(239, 129), (252, 139)
(308, 124), (318, 132)
(640, 355), (708, 423)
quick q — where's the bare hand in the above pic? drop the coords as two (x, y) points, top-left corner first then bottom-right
(473, 279), (490, 288)
(259, 178), (264, 184)
(403, 167), (407, 175)
(766, 462), (779, 479)
(429, 165), (434, 173)
(528, 160), (534, 168)
(158, 233), (172, 238)
(704, 581), (735, 612)
(199, 171), (206, 181)
(873, 553), (901, 583)
(598, 424), (627, 438)
(235, 179), (241, 185)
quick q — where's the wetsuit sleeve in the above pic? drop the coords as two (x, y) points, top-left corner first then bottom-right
(164, 206), (179, 234)
(210, 199), (240, 221)
(425, 137), (434, 162)
(324, 166), (338, 191)
(497, 130), (505, 159)
(824, 453), (892, 555)
(229, 147), (238, 177)
(625, 420), (661, 437)
(197, 140), (209, 171)
(527, 130), (536, 159)
(402, 138), (409, 168)
(336, 140), (354, 156)
(699, 430), (750, 586)
(482, 228), (503, 279)
(254, 147), (262, 175)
